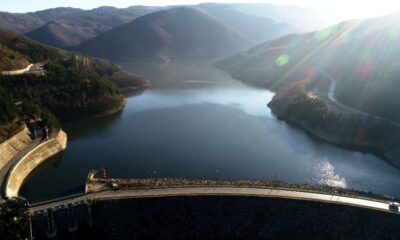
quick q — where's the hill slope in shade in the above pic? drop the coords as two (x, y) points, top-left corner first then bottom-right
(73, 7), (252, 61)
(218, 13), (400, 122)
(26, 6), (161, 47)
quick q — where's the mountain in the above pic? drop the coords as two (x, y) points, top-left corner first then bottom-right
(73, 7), (252, 62)
(27, 4), (298, 48)
(218, 13), (400, 121)
(196, 3), (297, 44)
(26, 6), (161, 47)
(229, 3), (331, 31)
(0, 29), (148, 140)
(218, 13), (400, 168)
(0, 8), (83, 33)
(0, 3), (326, 45)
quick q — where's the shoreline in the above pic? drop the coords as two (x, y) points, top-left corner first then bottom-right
(215, 63), (400, 171)
(95, 85), (150, 117)
(95, 97), (127, 117)
(267, 97), (400, 170)
(272, 110), (389, 159)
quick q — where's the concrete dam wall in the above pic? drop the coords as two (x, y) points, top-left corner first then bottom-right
(0, 125), (31, 171)
(5, 130), (67, 198)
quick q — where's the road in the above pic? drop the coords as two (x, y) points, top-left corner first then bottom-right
(0, 122), (43, 200)
(319, 70), (400, 126)
(1, 63), (44, 76)
(28, 187), (396, 215)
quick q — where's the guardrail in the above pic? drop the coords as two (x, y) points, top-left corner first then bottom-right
(29, 193), (86, 208)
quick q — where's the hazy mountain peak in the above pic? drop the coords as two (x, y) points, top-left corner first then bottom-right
(74, 7), (251, 62)
(91, 6), (119, 13)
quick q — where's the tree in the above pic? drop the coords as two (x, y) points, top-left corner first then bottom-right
(0, 87), (18, 124)
(0, 199), (30, 240)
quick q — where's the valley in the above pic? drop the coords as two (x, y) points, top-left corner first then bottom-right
(1, 3), (400, 201)
(2, 2), (400, 239)
(18, 60), (400, 202)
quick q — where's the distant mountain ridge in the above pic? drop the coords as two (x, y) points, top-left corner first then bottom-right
(25, 6), (161, 47)
(229, 3), (331, 31)
(73, 7), (252, 61)
(196, 4), (297, 44)
(0, 7), (83, 34)
(25, 4), (299, 48)
(0, 3), (328, 51)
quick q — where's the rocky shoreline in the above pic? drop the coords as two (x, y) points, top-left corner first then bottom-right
(268, 91), (400, 170)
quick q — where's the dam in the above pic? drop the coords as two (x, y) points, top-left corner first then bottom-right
(27, 169), (400, 239)
(0, 125), (67, 201)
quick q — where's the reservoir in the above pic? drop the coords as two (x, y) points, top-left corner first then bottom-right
(20, 61), (400, 202)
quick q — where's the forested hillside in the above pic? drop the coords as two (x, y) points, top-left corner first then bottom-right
(0, 30), (148, 141)
(218, 13), (400, 122)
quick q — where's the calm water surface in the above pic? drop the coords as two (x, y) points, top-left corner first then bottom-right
(20, 61), (400, 202)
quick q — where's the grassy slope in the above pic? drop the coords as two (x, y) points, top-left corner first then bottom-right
(0, 45), (30, 71)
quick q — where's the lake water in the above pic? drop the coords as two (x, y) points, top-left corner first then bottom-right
(20, 61), (400, 202)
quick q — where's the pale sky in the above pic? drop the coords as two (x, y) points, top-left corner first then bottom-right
(2, 0), (400, 20)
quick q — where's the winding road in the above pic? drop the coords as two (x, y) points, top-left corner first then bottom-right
(1, 63), (44, 76)
(29, 187), (397, 215)
(319, 70), (400, 126)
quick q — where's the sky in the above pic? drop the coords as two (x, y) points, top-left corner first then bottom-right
(2, 0), (400, 20)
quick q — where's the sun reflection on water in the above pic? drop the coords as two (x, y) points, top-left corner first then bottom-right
(314, 159), (347, 188)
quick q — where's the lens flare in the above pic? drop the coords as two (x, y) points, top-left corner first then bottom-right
(276, 54), (290, 67)
(388, 28), (399, 39)
(314, 26), (338, 41)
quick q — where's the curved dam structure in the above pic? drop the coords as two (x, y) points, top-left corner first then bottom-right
(29, 172), (398, 215)
(5, 130), (67, 198)
(0, 125), (31, 169)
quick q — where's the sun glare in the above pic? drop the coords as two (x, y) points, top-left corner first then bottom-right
(308, 0), (400, 19)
